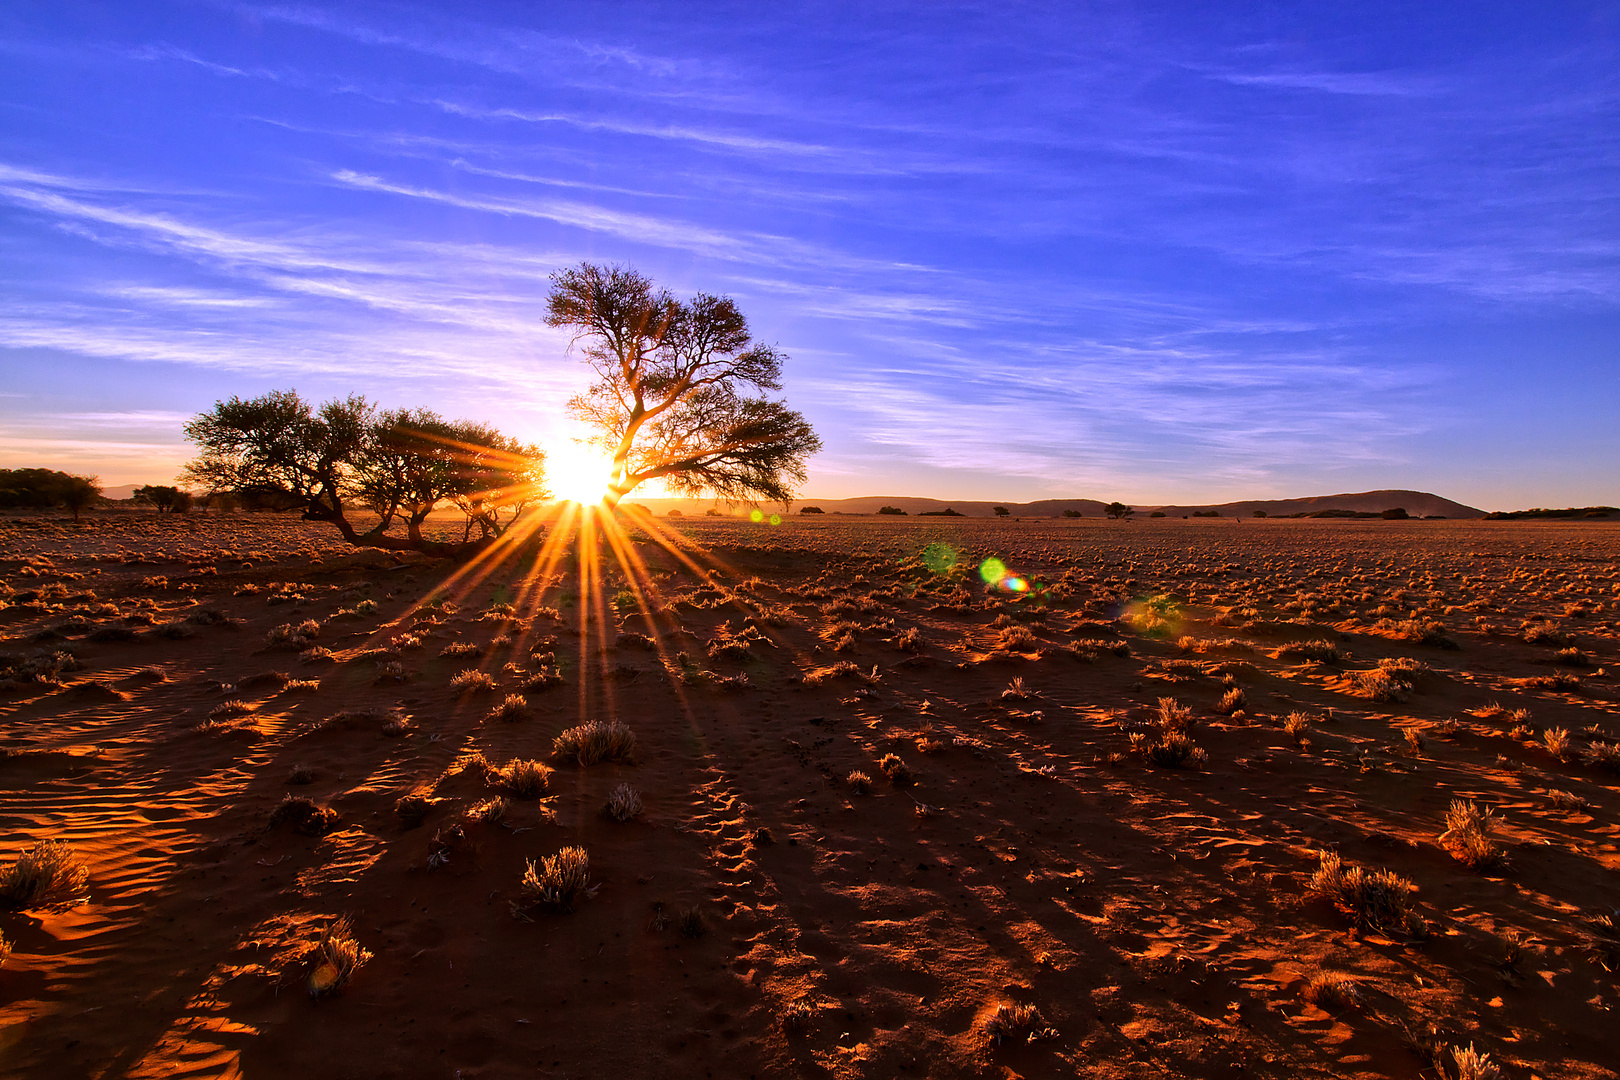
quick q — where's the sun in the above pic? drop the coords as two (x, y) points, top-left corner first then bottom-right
(548, 438), (616, 504)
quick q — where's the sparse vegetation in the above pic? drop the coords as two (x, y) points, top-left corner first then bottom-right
(1439, 799), (1506, 871)
(553, 720), (637, 765)
(604, 783), (643, 821)
(1308, 851), (1427, 938)
(515, 846), (595, 915)
(0, 840), (91, 912)
(306, 915), (372, 999)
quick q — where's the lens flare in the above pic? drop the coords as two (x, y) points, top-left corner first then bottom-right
(548, 439), (615, 504)
(922, 542), (957, 575)
(750, 509), (764, 522)
(979, 557), (1007, 584)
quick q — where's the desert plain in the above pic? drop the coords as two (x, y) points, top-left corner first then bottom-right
(1, 511), (1618, 1080)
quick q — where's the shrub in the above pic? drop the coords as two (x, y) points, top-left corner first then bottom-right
(440, 641), (481, 658)
(1301, 971), (1360, 1011)
(1439, 799), (1506, 871)
(553, 720), (636, 765)
(1156, 696), (1194, 733)
(1308, 851), (1426, 937)
(394, 793), (434, 828)
(878, 753), (912, 786)
(1449, 1044), (1502, 1080)
(0, 839), (91, 911)
(1355, 667), (1410, 703)
(306, 915), (372, 999)
(604, 783), (643, 821)
(494, 758), (552, 798)
(1583, 741), (1620, 771)
(1283, 712), (1312, 746)
(1542, 727), (1574, 761)
(678, 905), (706, 938)
(488, 694), (531, 722)
(269, 795), (339, 836)
(516, 846), (595, 914)
(983, 1002), (1055, 1046)
(1277, 639), (1341, 663)
(267, 620), (320, 649)
(846, 770), (873, 794)
(1213, 687), (1245, 715)
(450, 668), (497, 693)
(997, 624), (1039, 651)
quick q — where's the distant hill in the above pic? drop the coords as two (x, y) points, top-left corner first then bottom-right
(1145, 490), (1485, 520)
(624, 489), (1484, 519)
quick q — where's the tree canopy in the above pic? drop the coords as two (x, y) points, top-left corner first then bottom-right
(546, 263), (821, 509)
(1105, 502), (1134, 519)
(0, 469), (102, 519)
(181, 391), (546, 557)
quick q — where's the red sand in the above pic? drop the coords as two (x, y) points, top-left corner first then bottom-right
(2, 514), (1617, 1079)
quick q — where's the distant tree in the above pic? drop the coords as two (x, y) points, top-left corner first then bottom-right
(182, 390), (545, 557)
(59, 475), (102, 522)
(1252, 509), (1267, 518)
(667, 508), (683, 517)
(1150, 511), (1167, 518)
(546, 263), (822, 510)
(1381, 507), (1409, 520)
(877, 506), (907, 516)
(799, 506), (824, 514)
(1105, 502), (1133, 520)
(1061, 509), (1082, 518)
(993, 506), (1010, 518)
(132, 485), (192, 514)
(705, 508), (722, 516)
(0, 469), (103, 517)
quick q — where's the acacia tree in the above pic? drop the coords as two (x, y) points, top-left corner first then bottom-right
(546, 263), (821, 509)
(181, 391), (546, 557)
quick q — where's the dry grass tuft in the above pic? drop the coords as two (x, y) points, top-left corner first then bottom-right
(0, 839), (91, 912)
(464, 797), (508, 825)
(1277, 639), (1342, 663)
(493, 758), (552, 799)
(1214, 687), (1246, 715)
(553, 720), (636, 765)
(1301, 971), (1361, 1011)
(1355, 667), (1410, 703)
(1449, 1043), (1503, 1080)
(878, 753), (913, 786)
(450, 668), (497, 693)
(983, 1002), (1056, 1046)
(1583, 741), (1620, 771)
(677, 905), (706, 938)
(487, 693), (531, 722)
(306, 915), (372, 999)
(515, 846), (595, 915)
(1439, 800), (1507, 872)
(269, 794), (340, 836)
(394, 793), (435, 829)
(846, 769), (873, 794)
(604, 783), (643, 821)
(1309, 850), (1427, 938)
(1542, 726), (1574, 761)
(1283, 712), (1312, 746)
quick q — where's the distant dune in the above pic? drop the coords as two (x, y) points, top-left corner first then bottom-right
(624, 488), (1485, 519)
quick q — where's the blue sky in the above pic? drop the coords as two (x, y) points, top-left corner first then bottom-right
(1, 1), (1616, 509)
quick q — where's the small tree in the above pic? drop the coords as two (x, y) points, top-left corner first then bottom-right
(1062, 509), (1082, 518)
(546, 263), (821, 510)
(1105, 502), (1133, 520)
(182, 391), (545, 557)
(799, 506), (824, 514)
(132, 485), (192, 514)
(877, 506), (907, 516)
(60, 475), (102, 522)
(993, 506), (1010, 518)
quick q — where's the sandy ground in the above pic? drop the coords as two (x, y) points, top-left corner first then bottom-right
(1, 512), (1617, 1080)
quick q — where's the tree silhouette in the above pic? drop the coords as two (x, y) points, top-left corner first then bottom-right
(132, 485), (192, 513)
(59, 475), (101, 522)
(546, 263), (821, 509)
(1105, 501), (1133, 520)
(993, 506), (1010, 517)
(182, 391), (545, 557)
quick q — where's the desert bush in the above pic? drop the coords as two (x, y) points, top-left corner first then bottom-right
(678, 905), (706, 938)
(1277, 639), (1342, 663)
(893, 626), (922, 651)
(306, 915), (372, 999)
(269, 794), (339, 836)
(440, 641), (481, 658)
(288, 764), (315, 784)
(1542, 727), (1574, 761)
(1301, 971), (1361, 1010)
(997, 624), (1039, 651)
(1213, 687), (1245, 715)
(0, 931), (9, 968)
(604, 783), (643, 821)
(515, 846), (595, 914)
(1449, 1043), (1502, 1080)
(1355, 667), (1410, 703)
(1547, 789), (1588, 812)
(846, 770), (873, 794)
(1439, 799), (1506, 871)
(1308, 851), (1427, 938)
(1135, 729), (1206, 768)
(1001, 676), (1035, 701)
(916, 736), (945, 754)
(1283, 712), (1312, 746)
(521, 665), (564, 691)
(1583, 741), (1620, 772)
(553, 720), (636, 765)
(878, 753), (913, 786)
(983, 1002), (1056, 1046)
(1522, 621), (1572, 646)
(267, 619), (320, 649)
(488, 693), (531, 722)
(450, 668), (497, 693)
(299, 646), (335, 664)
(1157, 696), (1194, 733)
(0, 839), (91, 911)
(494, 758), (552, 798)
(394, 793), (434, 828)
